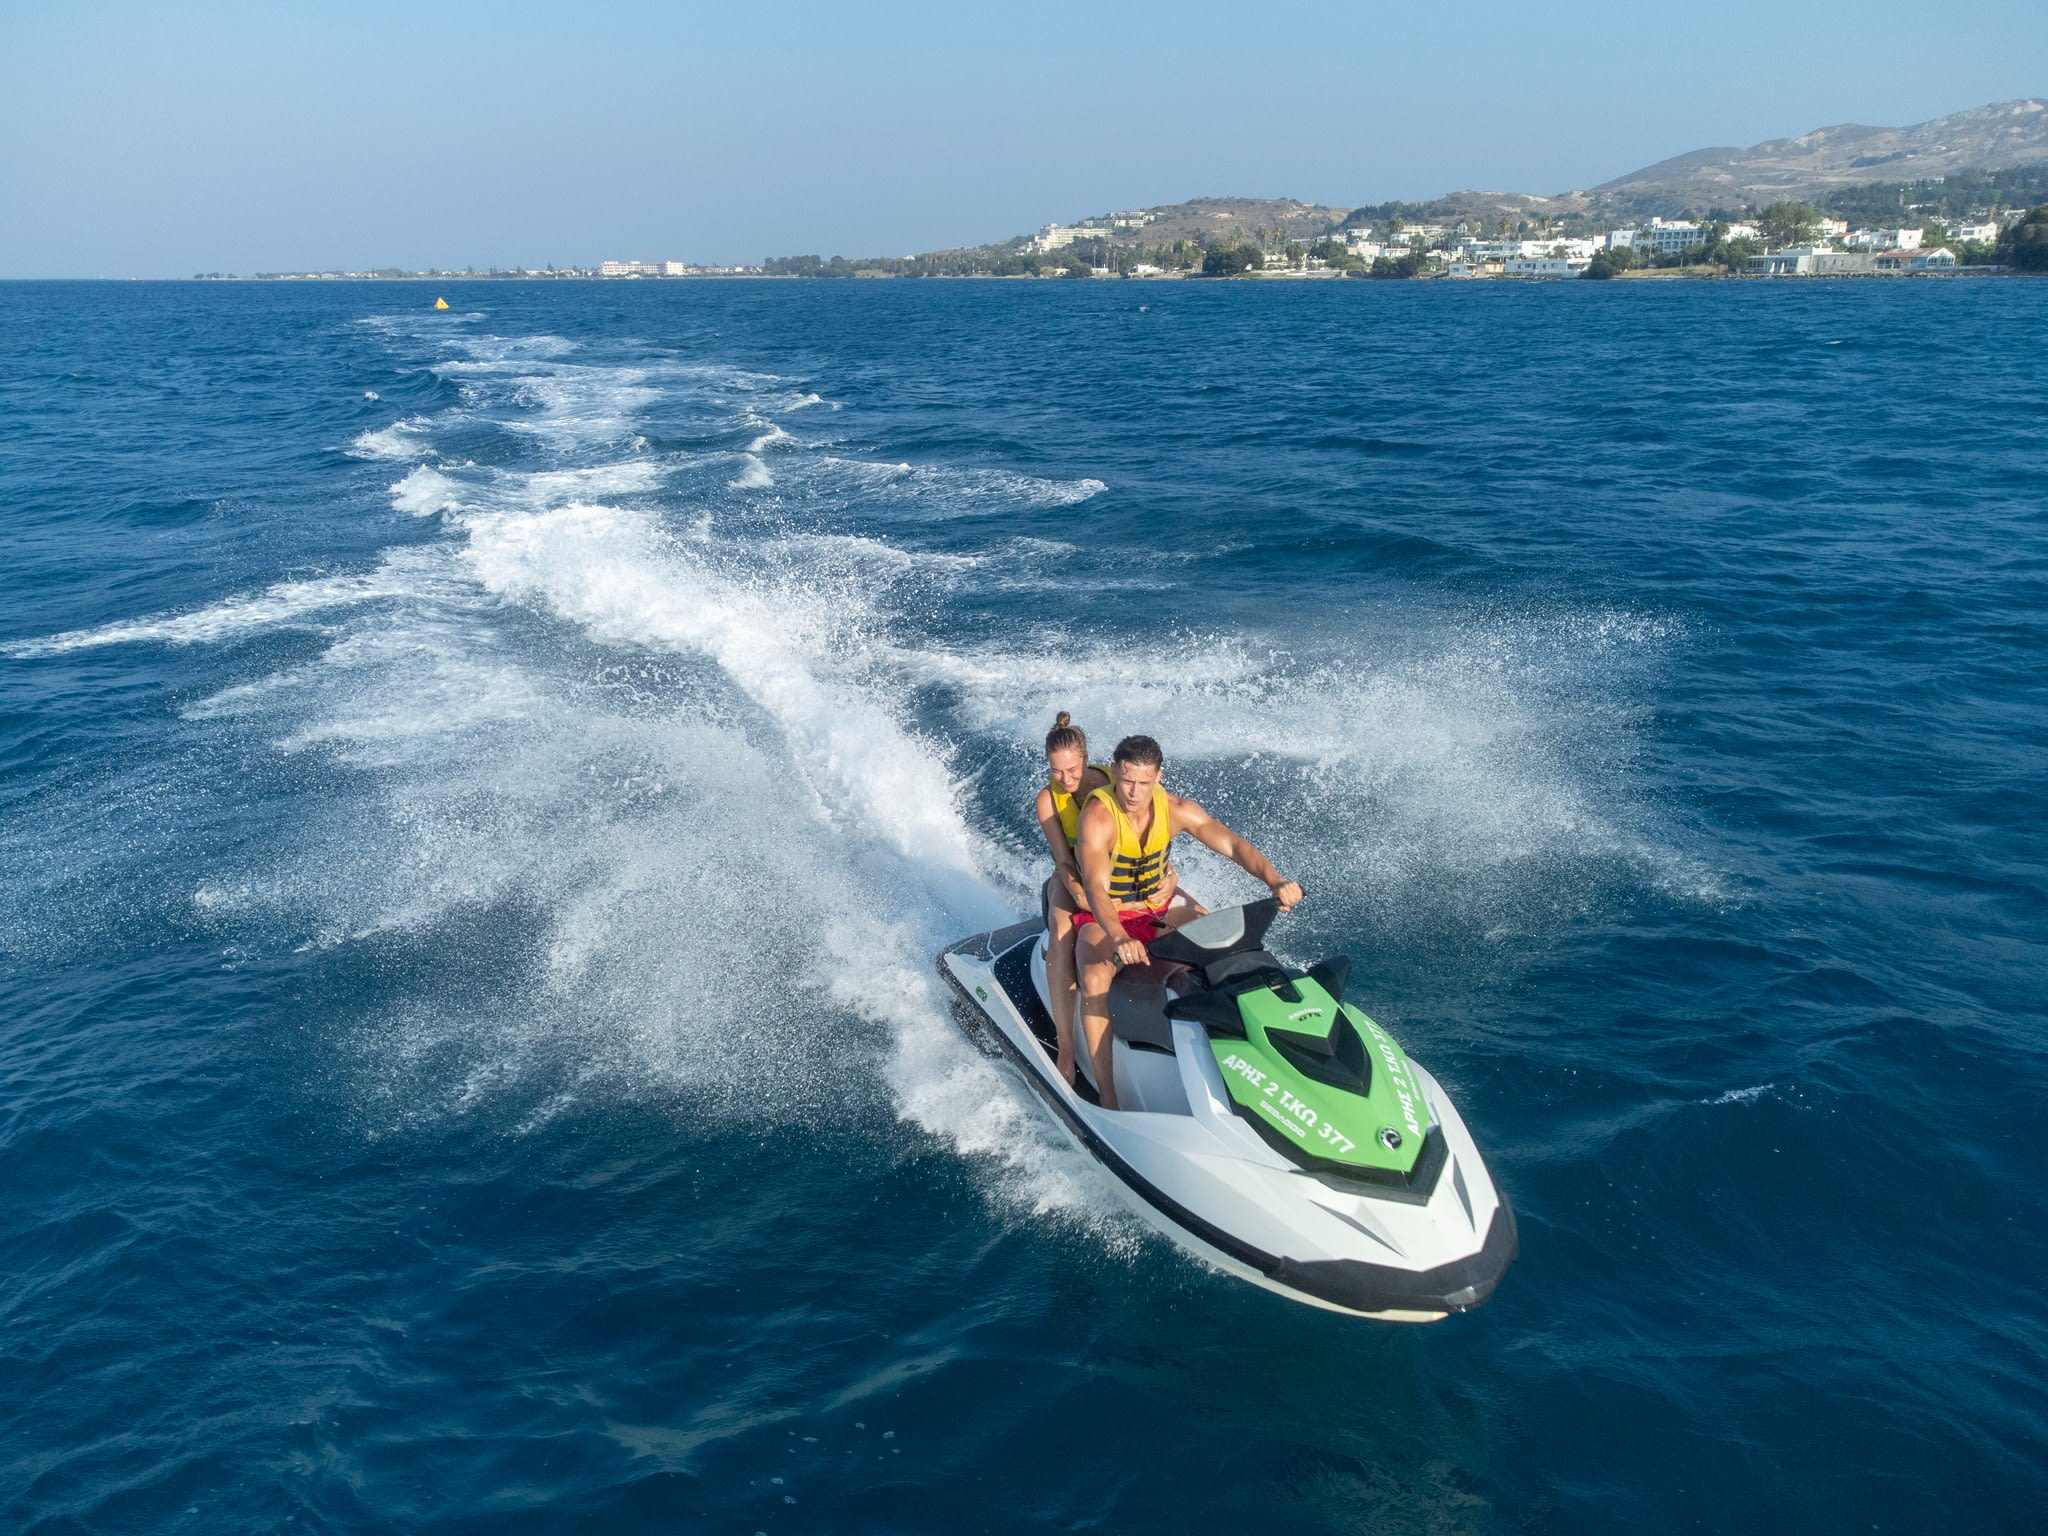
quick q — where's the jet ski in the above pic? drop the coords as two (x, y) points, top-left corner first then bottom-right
(937, 899), (1516, 1320)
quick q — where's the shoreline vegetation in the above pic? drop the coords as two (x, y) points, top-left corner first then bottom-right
(197, 196), (2048, 286)
(755, 182), (2048, 282)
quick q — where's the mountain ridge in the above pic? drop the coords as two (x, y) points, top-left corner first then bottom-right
(1594, 97), (2048, 196)
(1019, 100), (2048, 252)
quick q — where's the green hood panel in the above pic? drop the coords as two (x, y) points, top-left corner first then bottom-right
(1210, 977), (1432, 1176)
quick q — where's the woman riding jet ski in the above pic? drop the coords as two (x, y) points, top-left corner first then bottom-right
(938, 882), (1517, 1319)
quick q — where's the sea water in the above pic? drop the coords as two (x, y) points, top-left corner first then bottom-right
(1, 278), (2042, 1533)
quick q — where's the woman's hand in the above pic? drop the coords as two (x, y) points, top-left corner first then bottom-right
(1114, 935), (1150, 967)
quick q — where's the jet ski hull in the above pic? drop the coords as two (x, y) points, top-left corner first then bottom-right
(938, 917), (1516, 1321)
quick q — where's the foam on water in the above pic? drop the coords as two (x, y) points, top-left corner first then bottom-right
(390, 465), (463, 516)
(814, 457), (1107, 513)
(12, 316), (1690, 1237)
(349, 416), (436, 460)
(27, 325), (1121, 1221)
(897, 611), (1712, 924)
(1, 550), (452, 655)
(1703, 1083), (1774, 1106)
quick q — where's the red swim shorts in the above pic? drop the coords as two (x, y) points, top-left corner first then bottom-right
(1073, 907), (1167, 944)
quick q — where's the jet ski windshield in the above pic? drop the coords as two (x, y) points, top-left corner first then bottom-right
(1146, 898), (1281, 968)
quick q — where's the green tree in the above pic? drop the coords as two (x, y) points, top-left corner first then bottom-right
(1583, 247), (1636, 279)
(1758, 202), (1822, 249)
(1310, 237), (1361, 271)
(2000, 205), (2048, 272)
(1201, 243), (1260, 276)
(1719, 237), (1762, 271)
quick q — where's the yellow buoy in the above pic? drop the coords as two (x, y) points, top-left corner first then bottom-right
(433, 296), (449, 310)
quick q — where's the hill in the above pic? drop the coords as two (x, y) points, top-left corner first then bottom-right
(1595, 98), (2048, 202)
(767, 97), (2048, 270)
(1066, 197), (1354, 246)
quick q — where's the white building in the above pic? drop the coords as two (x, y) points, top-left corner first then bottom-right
(1462, 238), (1596, 260)
(1029, 223), (1112, 252)
(662, 261), (688, 277)
(1874, 247), (1956, 272)
(1744, 248), (1876, 277)
(1819, 217), (1849, 238)
(1505, 256), (1590, 278)
(1845, 227), (1924, 251)
(1723, 223), (1761, 243)
(1640, 219), (1705, 254)
(1747, 248), (1816, 276)
(1544, 237), (1602, 260)
(1951, 221), (2000, 244)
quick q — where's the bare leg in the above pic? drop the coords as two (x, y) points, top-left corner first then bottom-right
(1043, 880), (1079, 1086)
(1076, 923), (1120, 1111)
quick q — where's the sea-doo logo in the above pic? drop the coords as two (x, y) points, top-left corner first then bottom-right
(1379, 1127), (1403, 1151)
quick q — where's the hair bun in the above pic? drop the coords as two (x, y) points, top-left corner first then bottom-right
(1054, 711), (1071, 730)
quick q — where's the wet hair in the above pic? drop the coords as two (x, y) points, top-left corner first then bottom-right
(1112, 734), (1163, 768)
(1045, 711), (1088, 758)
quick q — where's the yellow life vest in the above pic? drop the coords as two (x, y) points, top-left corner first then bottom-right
(1047, 763), (1111, 848)
(1089, 782), (1172, 909)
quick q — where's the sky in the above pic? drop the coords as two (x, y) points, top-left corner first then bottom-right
(1, 1), (2042, 275)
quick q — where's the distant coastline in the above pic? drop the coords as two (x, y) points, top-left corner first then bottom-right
(187, 99), (2048, 285)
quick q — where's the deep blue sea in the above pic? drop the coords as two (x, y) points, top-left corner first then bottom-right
(2, 277), (2044, 1533)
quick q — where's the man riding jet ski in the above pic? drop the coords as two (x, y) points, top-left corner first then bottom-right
(938, 890), (1517, 1319)
(1071, 735), (1303, 1109)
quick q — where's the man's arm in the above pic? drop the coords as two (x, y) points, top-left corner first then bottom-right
(1172, 797), (1304, 909)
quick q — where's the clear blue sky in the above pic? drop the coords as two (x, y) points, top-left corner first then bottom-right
(2, 1), (2041, 275)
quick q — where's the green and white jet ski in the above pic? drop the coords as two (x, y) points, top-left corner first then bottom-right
(938, 899), (1516, 1320)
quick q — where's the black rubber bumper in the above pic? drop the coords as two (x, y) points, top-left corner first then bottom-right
(1272, 1197), (1517, 1315)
